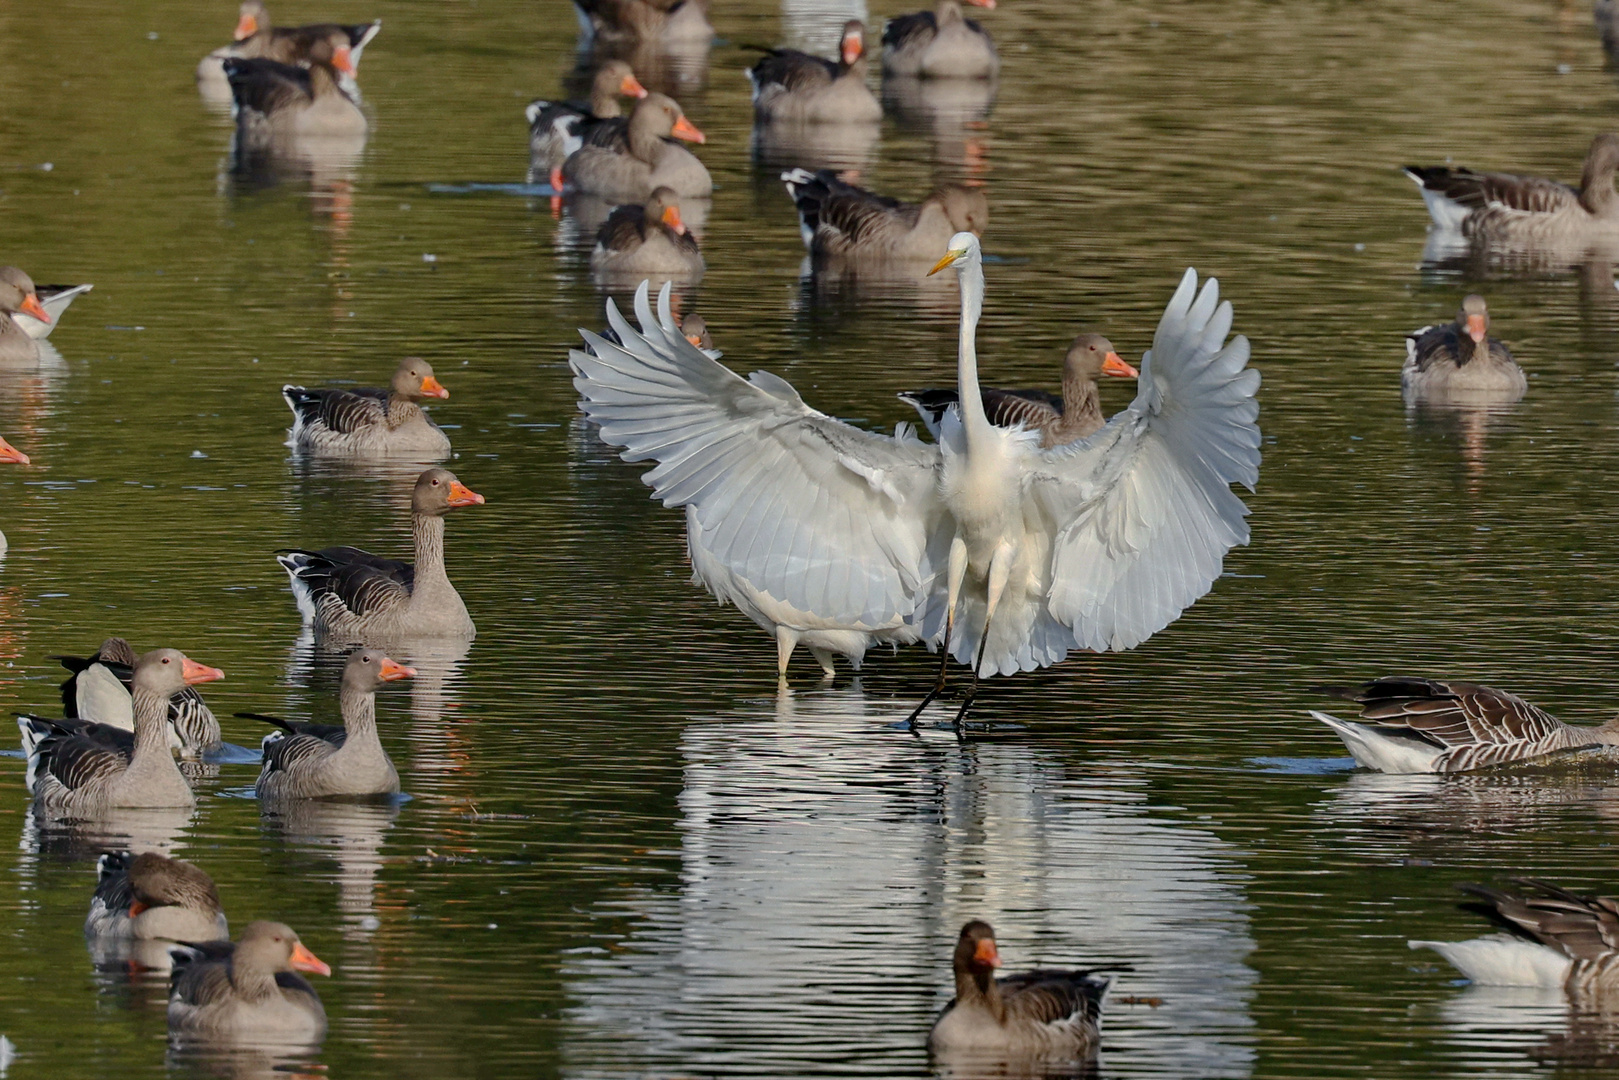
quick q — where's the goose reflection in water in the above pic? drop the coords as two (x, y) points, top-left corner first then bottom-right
(559, 686), (1255, 1078)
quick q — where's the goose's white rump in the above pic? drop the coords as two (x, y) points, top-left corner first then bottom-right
(569, 272), (1259, 676)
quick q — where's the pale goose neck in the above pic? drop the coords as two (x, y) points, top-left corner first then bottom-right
(336, 685), (382, 754)
(628, 116), (665, 166)
(590, 87), (623, 119)
(1054, 373), (1103, 442)
(1581, 154), (1619, 216)
(131, 687), (175, 757)
(955, 965), (1006, 1023)
(412, 512), (451, 594)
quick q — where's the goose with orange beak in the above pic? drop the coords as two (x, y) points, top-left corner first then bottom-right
(528, 60), (649, 190)
(283, 357), (452, 457)
(168, 920), (331, 1043)
(591, 186), (705, 279)
(0, 267), (52, 364)
(748, 19), (882, 124)
(930, 920), (1114, 1061)
(18, 649), (221, 811)
(248, 648), (414, 798)
(199, 1), (381, 104)
(559, 92), (711, 202)
(277, 468), (485, 640)
(1402, 293), (1526, 404)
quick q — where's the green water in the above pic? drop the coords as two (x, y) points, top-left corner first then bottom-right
(5, 0), (1619, 1076)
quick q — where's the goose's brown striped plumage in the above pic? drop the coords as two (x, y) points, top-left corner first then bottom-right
(86, 852), (228, 943)
(284, 357), (451, 457)
(748, 21), (882, 124)
(1412, 880), (1619, 994)
(277, 468), (484, 641)
(251, 649), (412, 799)
(1312, 677), (1619, 773)
(1404, 134), (1619, 244)
(782, 168), (987, 261)
(169, 921), (330, 1042)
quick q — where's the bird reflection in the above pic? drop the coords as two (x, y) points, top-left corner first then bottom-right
(567, 39), (710, 100)
(1419, 982), (1619, 1075)
(882, 77), (995, 180)
(20, 806), (197, 861)
(1404, 398), (1523, 495)
(166, 1043), (326, 1080)
(260, 796), (400, 942)
(558, 686), (1255, 1077)
(750, 119), (881, 174)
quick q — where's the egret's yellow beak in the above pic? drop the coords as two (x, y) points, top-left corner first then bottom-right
(928, 248), (966, 276)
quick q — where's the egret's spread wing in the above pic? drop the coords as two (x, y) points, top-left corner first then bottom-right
(1032, 269), (1261, 651)
(571, 282), (944, 629)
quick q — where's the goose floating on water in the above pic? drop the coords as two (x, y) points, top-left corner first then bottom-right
(18, 649), (222, 811)
(882, 0), (999, 79)
(1401, 295), (1525, 403)
(245, 648), (412, 799)
(283, 357), (451, 458)
(929, 920), (1112, 1060)
(0, 268), (52, 364)
(200, 1), (379, 102)
(528, 61), (648, 190)
(54, 636), (223, 754)
(591, 186), (705, 278)
(1404, 134), (1619, 245)
(86, 851), (228, 945)
(1410, 880), (1619, 995)
(14, 282), (91, 340)
(781, 167), (987, 262)
(1311, 677), (1619, 773)
(277, 468), (485, 641)
(569, 233), (1260, 718)
(748, 21), (882, 124)
(223, 38), (367, 150)
(559, 92), (709, 202)
(168, 920), (330, 1044)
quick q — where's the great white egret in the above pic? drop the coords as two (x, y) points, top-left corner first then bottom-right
(569, 232), (1260, 723)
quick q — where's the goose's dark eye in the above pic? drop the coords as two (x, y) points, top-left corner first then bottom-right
(162, 657), (171, 665)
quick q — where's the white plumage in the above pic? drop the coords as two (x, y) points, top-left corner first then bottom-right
(569, 233), (1260, 710)
(1409, 936), (1572, 989)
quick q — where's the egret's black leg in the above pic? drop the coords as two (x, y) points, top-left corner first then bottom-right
(905, 619), (954, 732)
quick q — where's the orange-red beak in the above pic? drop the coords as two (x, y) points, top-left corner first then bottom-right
(331, 45), (355, 75)
(1466, 314), (1486, 343)
(972, 938), (1001, 968)
(966, 0), (995, 7)
(180, 657), (225, 686)
(841, 32), (864, 65)
(671, 114), (705, 144)
(128, 899), (149, 917)
(290, 942), (332, 977)
(419, 374), (449, 399)
(661, 204), (686, 235)
(621, 74), (649, 99)
(0, 438), (28, 465)
(446, 480), (486, 507)
(1102, 352), (1139, 378)
(377, 656), (417, 682)
(234, 12), (259, 39)
(20, 293), (50, 324)
(686, 333), (705, 348)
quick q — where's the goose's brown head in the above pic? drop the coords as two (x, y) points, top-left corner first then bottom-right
(413, 468), (485, 517)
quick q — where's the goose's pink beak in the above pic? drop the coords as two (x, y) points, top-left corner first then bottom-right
(181, 657), (225, 686)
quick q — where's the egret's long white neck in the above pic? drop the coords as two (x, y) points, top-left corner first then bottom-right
(954, 259), (992, 447)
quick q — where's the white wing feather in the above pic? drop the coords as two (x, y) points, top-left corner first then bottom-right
(1033, 269), (1261, 652)
(571, 282), (946, 630)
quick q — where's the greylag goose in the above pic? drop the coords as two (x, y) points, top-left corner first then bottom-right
(17, 649), (222, 811)
(201, 1), (380, 101)
(1410, 880), (1619, 994)
(86, 851), (228, 944)
(282, 357), (451, 457)
(781, 168), (988, 261)
(573, 0), (714, 43)
(223, 38), (366, 150)
(570, 239), (1259, 722)
(1402, 295), (1526, 402)
(54, 637), (222, 754)
(528, 61), (649, 190)
(882, 0), (999, 79)
(899, 334), (1138, 448)
(0, 436), (28, 557)
(591, 186), (705, 276)
(929, 921), (1111, 1059)
(748, 21), (882, 124)
(559, 92), (709, 202)
(168, 921), (330, 1044)
(277, 468), (484, 641)
(14, 282), (91, 340)
(678, 313), (710, 350)
(246, 649), (412, 799)
(0, 267), (51, 364)
(1310, 677), (1619, 773)
(1404, 134), (1619, 243)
